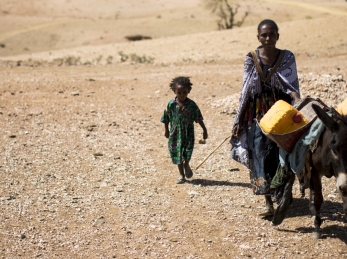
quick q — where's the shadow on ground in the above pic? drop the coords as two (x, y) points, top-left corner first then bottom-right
(188, 178), (250, 188)
(273, 197), (347, 243)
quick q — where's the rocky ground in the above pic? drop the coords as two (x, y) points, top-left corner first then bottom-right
(0, 63), (346, 258)
(1, 0), (347, 258)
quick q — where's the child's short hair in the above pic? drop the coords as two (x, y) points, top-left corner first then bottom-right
(169, 76), (192, 93)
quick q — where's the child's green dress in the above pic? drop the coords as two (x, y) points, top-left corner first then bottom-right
(161, 97), (204, 164)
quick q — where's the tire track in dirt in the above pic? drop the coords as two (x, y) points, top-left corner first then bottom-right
(0, 21), (66, 42)
(263, 0), (347, 16)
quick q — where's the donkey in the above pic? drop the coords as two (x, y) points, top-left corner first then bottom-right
(271, 103), (347, 238)
(309, 103), (347, 238)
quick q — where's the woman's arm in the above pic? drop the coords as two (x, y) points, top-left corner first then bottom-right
(233, 53), (254, 135)
(290, 91), (301, 104)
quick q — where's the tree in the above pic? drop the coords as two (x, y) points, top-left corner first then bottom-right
(205, 0), (248, 30)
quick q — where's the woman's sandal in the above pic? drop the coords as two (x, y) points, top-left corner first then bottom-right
(176, 177), (186, 184)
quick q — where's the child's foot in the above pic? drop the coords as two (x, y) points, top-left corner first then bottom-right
(184, 164), (193, 179)
(176, 177), (186, 184)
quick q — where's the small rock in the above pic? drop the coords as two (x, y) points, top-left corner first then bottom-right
(106, 162), (114, 168)
(96, 217), (105, 225)
(87, 125), (97, 131)
(2, 196), (15, 201)
(188, 190), (199, 195)
(328, 194), (336, 199)
(71, 92), (79, 96)
(100, 182), (108, 187)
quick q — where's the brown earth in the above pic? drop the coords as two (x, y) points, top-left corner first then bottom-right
(1, 0), (347, 258)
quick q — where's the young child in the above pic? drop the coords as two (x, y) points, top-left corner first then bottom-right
(161, 76), (208, 184)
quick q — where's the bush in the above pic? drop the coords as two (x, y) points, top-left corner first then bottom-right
(118, 51), (154, 64)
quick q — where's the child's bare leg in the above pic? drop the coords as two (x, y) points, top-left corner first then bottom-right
(184, 159), (193, 178)
(176, 164), (186, 184)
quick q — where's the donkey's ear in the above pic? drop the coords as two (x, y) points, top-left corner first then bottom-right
(312, 103), (337, 131)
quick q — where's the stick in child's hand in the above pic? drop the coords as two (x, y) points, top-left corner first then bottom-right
(195, 134), (232, 170)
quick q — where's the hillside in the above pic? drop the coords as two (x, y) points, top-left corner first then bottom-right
(1, 0), (347, 258)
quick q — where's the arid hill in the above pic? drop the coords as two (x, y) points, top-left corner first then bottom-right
(1, 0), (347, 258)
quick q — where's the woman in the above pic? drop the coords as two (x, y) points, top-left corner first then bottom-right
(230, 19), (301, 216)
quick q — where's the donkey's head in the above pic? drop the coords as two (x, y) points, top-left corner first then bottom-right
(312, 103), (347, 217)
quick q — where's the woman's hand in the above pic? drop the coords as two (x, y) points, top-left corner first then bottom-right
(291, 92), (301, 104)
(232, 124), (240, 136)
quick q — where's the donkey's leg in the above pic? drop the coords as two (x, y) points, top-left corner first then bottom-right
(342, 196), (347, 219)
(309, 171), (324, 239)
(336, 173), (347, 219)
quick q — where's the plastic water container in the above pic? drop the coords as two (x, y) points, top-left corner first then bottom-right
(337, 97), (347, 115)
(259, 100), (309, 134)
